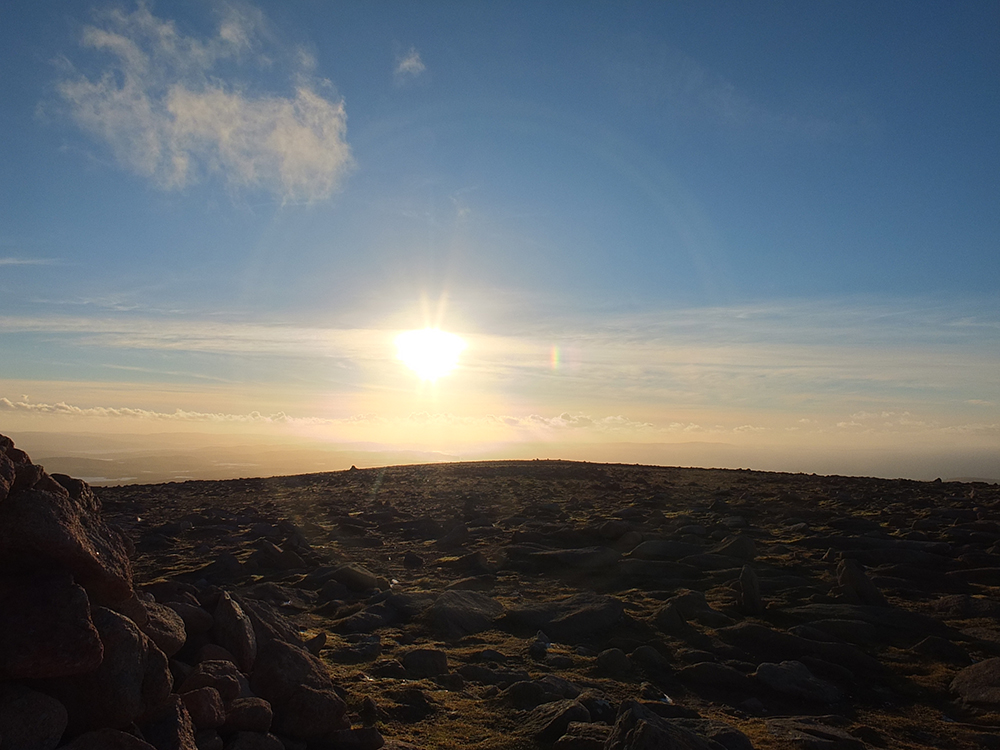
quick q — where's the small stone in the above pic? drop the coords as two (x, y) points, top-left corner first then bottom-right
(596, 648), (633, 677)
(401, 648), (449, 677)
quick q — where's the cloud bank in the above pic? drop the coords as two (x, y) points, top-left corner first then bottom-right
(57, 2), (353, 201)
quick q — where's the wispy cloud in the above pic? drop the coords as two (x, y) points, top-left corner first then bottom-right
(55, 2), (353, 201)
(0, 396), (653, 435)
(395, 47), (426, 81)
(0, 257), (57, 266)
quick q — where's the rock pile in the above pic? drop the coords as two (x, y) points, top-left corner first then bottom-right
(0, 435), (378, 750)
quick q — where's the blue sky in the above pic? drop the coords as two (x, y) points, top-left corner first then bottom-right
(1, 1), (998, 480)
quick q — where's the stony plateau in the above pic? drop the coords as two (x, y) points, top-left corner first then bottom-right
(2, 432), (1000, 749)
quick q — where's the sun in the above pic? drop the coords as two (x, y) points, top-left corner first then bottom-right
(395, 328), (466, 381)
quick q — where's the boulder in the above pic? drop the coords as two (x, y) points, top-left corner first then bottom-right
(139, 694), (197, 750)
(754, 660), (843, 703)
(500, 592), (624, 641)
(710, 535), (757, 561)
(178, 687), (225, 730)
(177, 660), (246, 701)
(61, 729), (157, 749)
(836, 559), (888, 607)
(522, 700), (591, 743)
(0, 682), (68, 750)
(951, 658), (1000, 708)
(401, 649), (449, 678)
(249, 640), (348, 740)
(141, 601), (187, 657)
(0, 443), (132, 605)
(737, 565), (764, 616)
(0, 571), (103, 679)
(425, 590), (503, 638)
(40, 607), (172, 735)
(220, 732), (285, 750)
(211, 593), (257, 673)
(222, 697), (273, 733)
(605, 701), (724, 749)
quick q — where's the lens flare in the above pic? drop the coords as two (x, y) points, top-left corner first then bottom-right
(395, 328), (466, 381)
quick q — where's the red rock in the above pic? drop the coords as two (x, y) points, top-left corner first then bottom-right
(0, 438), (132, 605)
(179, 687), (225, 729)
(211, 593), (257, 673)
(0, 682), (68, 750)
(39, 607), (172, 735)
(0, 571), (104, 679)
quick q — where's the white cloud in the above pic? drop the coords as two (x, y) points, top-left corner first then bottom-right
(56, 2), (353, 202)
(395, 47), (426, 79)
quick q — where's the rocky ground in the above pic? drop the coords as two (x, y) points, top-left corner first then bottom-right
(85, 459), (1000, 749)
(5, 430), (1000, 749)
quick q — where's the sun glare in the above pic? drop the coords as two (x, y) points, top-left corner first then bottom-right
(395, 328), (466, 381)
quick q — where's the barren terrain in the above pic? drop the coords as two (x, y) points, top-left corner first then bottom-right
(91, 460), (1000, 749)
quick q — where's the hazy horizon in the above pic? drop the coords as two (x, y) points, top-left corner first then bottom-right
(7, 429), (998, 487)
(2, 2), (997, 481)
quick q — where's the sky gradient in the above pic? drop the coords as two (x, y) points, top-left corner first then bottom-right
(1, 1), (998, 482)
